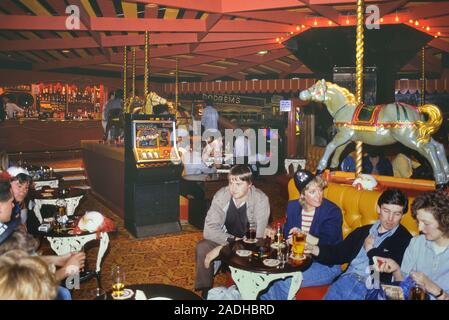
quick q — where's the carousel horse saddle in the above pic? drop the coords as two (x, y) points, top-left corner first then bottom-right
(351, 103), (383, 126)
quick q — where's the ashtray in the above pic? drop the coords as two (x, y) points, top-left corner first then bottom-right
(243, 238), (257, 244)
(289, 253), (306, 261)
(112, 288), (134, 300)
(270, 242), (287, 249)
(263, 259), (280, 267)
(236, 249), (252, 257)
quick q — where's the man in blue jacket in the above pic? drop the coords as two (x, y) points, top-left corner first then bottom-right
(261, 169), (343, 300)
(306, 189), (412, 300)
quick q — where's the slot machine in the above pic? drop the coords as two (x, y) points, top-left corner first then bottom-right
(124, 114), (183, 238)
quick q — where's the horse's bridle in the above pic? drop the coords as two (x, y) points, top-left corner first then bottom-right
(308, 82), (349, 118)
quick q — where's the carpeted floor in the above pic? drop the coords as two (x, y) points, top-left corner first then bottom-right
(38, 176), (287, 300)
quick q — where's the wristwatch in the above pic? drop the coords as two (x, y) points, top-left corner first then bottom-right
(434, 288), (444, 298)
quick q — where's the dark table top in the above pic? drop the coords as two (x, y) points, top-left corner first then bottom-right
(182, 173), (228, 182)
(30, 187), (85, 200)
(104, 283), (202, 300)
(220, 238), (312, 274)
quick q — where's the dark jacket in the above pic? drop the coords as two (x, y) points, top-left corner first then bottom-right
(362, 156), (393, 176)
(284, 198), (343, 246)
(316, 224), (412, 283)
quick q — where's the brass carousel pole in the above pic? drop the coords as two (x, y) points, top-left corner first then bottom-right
(143, 30), (152, 114)
(132, 47), (136, 98)
(355, 0), (365, 177)
(421, 46), (426, 106)
(123, 46), (127, 111)
(175, 57), (179, 112)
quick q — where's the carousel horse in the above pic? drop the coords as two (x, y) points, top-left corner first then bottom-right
(299, 79), (449, 188)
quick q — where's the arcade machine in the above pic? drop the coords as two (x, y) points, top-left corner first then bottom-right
(124, 113), (183, 238)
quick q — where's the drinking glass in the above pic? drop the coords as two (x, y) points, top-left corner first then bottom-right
(409, 285), (426, 300)
(292, 231), (306, 258)
(246, 221), (257, 241)
(111, 265), (125, 299)
(91, 287), (107, 300)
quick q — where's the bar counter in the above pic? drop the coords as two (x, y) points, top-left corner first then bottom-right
(81, 140), (124, 218)
(0, 119), (103, 153)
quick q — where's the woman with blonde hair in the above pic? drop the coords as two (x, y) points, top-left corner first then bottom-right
(0, 251), (58, 300)
(261, 169), (343, 300)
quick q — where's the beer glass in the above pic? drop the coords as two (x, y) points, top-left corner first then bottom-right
(292, 231), (306, 258)
(111, 265), (125, 299)
(246, 221), (257, 241)
(409, 285), (426, 300)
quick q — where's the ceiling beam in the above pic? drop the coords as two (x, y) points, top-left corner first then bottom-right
(202, 48), (294, 81)
(210, 20), (293, 32)
(123, 0), (223, 13)
(230, 10), (308, 25)
(0, 15), (88, 31)
(200, 32), (283, 43)
(428, 38), (449, 53)
(197, 43), (284, 59)
(33, 54), (109, 70)
(193, 39), (277, 53)
(407, 2), (449, 20)
(0, 33), (198, 51)
(307, 5), (341, 24)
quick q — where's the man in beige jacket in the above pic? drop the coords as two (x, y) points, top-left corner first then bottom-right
(195, 165), (270, 298)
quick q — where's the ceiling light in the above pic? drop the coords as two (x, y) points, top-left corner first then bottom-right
(346, 19), (350, 24)
(215, 80), (222, 82)
(169, 71), (175, 75)
(380, 18), (384, 23)
(328, 20), (332, 25)
(251, 78), (259, 81)
(257, 50), (268, 55)
(395, 16), (399, 22)
(296, 26), (300, 31)
(415, 20), (419, 26)
(62, 50), (70, 53)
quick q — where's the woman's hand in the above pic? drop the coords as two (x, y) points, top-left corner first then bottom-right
(287, 227), (301, 245)
(410, 271), (444, 298)
(204, 245), (223, 269)
(304, 243), (319, 256)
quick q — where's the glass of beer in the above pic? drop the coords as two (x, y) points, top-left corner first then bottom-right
(409, 285), (426, 300)
(292, 231), (306, 258)
(246, 221), (257, 241)
(111, 265), (125, 299)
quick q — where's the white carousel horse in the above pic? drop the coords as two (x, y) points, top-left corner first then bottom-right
(299, 79), (449, 188)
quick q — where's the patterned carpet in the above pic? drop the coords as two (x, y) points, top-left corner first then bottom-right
(39, 176), (287, 300)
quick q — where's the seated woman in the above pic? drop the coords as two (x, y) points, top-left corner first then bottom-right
(377, 190), (449, 300)
(260, 169), (343, 300)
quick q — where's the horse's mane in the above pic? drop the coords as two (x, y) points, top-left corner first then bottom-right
(326, 82), (356, 104)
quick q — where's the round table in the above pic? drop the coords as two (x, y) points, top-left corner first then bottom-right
(104, 283), (202, 300)
(31, 187), (85, 223)
(220, 238), (312, 300)
(32, 173), (63, 190)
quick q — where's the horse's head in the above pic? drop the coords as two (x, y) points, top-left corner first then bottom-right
(299, 79), (327, 102)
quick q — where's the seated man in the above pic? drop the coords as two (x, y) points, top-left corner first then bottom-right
(194, 165), (270, 298)
(305, 189), (412, 300)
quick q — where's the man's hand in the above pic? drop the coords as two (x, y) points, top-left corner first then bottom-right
(264, 227), (276, 239)
(63, 252), (86, 276)
(204, 245), (223, 269)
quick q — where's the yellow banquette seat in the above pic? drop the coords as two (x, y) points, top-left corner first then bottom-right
(287, 179), (419, 237)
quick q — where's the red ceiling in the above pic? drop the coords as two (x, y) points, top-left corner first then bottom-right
(0, 0), (448, 82)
